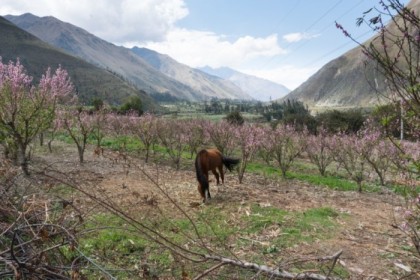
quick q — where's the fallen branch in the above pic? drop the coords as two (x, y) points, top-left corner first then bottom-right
(193, 262), (227, 280)
(325, 250), (343, 279)
(204, 250), (344, 280)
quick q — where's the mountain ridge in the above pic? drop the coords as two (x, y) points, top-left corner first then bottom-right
(6, 13), (252, 102)
(5, 13), (205, 101)
(281, 0), (419, 110)
(0, 16), (157, 110)
(131, 47), (252, 100)
(200, 66), (290, 102)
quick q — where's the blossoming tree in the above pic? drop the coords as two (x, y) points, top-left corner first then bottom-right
(235, 123), (263, 183)
(269, 124), (306, 178)
(0, 58), (74, 174)
(59, 108), (96, 163)
(305, 127), (335, 177)
(130, 113), (158, 163)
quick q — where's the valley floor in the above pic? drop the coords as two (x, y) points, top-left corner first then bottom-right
(15, 142), (420, 279)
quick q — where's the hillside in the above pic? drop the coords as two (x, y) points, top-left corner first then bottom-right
(0, 16), (156, 110)
(6, 13), (251, 102)
(281, 0), (419, 109)
(132, 47), (252, 100)
(200, 66), (290, 102)
(282, 48), (386, 109)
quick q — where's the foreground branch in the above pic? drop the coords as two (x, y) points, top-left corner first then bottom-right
(203, 250), (343, 280)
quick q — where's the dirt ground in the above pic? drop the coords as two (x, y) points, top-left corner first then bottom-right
(34, 142), (419, 280)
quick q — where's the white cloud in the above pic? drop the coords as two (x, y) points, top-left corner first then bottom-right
(283, 32), (320, 43)
(241, 65), (319, 90)
(135, 29), (286, 69)
(0, 0), (188, 42)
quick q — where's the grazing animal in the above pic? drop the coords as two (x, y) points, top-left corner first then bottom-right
(195, 148), (240, 203)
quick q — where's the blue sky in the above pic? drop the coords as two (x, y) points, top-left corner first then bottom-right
(0, 0), (411, 90)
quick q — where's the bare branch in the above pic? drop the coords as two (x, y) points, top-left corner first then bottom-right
(204, 251), (344, 280)
(193, 262), (227, 280)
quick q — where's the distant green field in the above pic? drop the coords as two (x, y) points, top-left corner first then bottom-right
(162, 111), (261, 121)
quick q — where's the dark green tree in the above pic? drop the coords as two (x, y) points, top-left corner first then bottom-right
(226, 111), (245, 126)
(281, 99), (316, 132)
(316, 109), (366, 134)
(91, 97), (104, 111)
(120, 95), (143, 115)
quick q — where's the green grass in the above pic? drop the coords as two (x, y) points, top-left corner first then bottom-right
(247, 159), (390, 193)
(242, 204), (288, 234)
(162, 111), (261, 121)
(247, 161), (368, 192)
(243, 204), (340, 250)
(73, 210), (240, 279)
(55, 132), (74, 144)
(72, 214), (155, 278)
(46, 183), (75, 196)
(80, 214), (147, 255)
(101, 135), (143, 152)
(247, 162), (281, 178)
(237, 204), (349, 278)
(391, 183), (420, 197)
(160, 206), (238, 246)
(287, 171), (359, 191)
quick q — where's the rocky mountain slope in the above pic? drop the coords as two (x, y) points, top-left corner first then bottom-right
(281, 0), (419, 110)
(0, 16), (156, 110)
(131, 47), (251, 100)
(6, 13), (251, 101)
(282, 48), (387, 109)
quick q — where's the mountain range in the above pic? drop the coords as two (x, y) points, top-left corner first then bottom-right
(4, 13), (282, 103)
(199, 66), (290, 102)
(4, 0), (417, 110)
(131, 47), (251, 100)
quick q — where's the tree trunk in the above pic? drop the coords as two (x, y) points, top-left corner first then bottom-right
(175, 158), (180, 170)
(47, 140), (53, 153)
(145, 147), (149, 163)
(238, 171), (243, 184)
(238, 162), (247, 184)
(357, 181), (362, 193)
(77, 145), (85, 163)
(374, 167), (385, 186)
(39, 132), (44, 146)
(280, 167), (287, 178)
(17, 142), (29, 175)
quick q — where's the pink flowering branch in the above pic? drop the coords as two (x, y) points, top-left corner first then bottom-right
(205, 120), (236, 157)
(235, 124), (263, 183)
(130, 113), (159, 163)
(330, 133), (372, 192)
(0, 58), (75, 174)
(268, 125), (306, 178)
(156, 118), (189, 170)
(59, 108), (96, 163)
(305, 127), (335, 177)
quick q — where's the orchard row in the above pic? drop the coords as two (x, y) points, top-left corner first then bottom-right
(54, 109), (419, 192)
